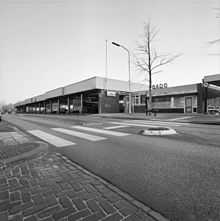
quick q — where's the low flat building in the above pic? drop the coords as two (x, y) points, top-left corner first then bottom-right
(15, 74), (220, 114)
(15, 76), (146, 114)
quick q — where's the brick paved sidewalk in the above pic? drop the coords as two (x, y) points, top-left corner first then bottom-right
(0, 152), (165, 221)
(0, 121), (38, 161)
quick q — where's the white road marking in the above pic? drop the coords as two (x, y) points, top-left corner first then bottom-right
(52, 128), (106, 141)
(28, 130), (75, 147)
(123, 120), (190, 127)
(104, 125), (130, 130)
(110, 122), (159, 128)
(72, 126), (130, 136)
(168, 116), (193, 121)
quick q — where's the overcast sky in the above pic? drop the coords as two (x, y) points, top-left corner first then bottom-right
(0, 0), (219, 104)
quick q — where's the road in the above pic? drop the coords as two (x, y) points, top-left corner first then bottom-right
(3, 113), (220, 221)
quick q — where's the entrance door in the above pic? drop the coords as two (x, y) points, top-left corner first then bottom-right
(185, 97), (193, 113)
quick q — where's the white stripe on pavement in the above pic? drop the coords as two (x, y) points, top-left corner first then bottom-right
(28, 130), (75, 147)
(104, 125), (130, 130)
(168, 116), (192, 121)
(52, 128), (106, 141)
(72, 126), (130, 136)
(109, 122), (159, 128)
(123, 120), (190, 127)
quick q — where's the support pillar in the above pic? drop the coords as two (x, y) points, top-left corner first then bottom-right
(80, 93), (83, 114)
(44, 102), (46, 114)
(57, 97), (60, 114)
(39, 103), (41, 114)
(50, 100), (52, 113)
(67, 96), (70, 114)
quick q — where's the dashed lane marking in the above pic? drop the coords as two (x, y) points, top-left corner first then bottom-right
(72, 126), (130, 136)
(104, 125), (130, 130)
(28, 130), (75, 147)
(52, 128), (106, 141)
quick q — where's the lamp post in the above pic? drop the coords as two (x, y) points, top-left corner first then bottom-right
(112, 41), (132, 114)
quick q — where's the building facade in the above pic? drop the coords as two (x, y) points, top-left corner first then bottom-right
(15, 74), (220, 114)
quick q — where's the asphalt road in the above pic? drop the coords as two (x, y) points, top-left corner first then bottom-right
(3, 114), (220, 221)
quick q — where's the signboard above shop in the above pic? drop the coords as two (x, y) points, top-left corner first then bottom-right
(106, 90), (117, 97)
(152, 83), (168, 89)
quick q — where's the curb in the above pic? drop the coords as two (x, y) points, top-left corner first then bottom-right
(140, 127), (177, 136)
(57, 153), (169, 221)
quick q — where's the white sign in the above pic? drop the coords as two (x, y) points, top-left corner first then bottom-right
(152, 83), (168, 89)
(107, 91), (116, 97)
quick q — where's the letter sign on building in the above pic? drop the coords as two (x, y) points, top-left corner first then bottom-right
(152, 83), (168, 89)
(107, 91), (116, 97)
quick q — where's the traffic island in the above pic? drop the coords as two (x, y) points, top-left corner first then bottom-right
(139, 127), (177, 136)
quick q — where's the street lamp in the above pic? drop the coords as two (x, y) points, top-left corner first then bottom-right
(112, 41), (132, 114)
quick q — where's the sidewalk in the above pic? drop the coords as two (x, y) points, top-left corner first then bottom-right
(94, 113), (220, 125)
(0, 121), (168, 221)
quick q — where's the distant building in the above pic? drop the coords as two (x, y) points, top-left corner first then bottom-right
(15, 76), (146, 114)
(15, 74), (220, 114)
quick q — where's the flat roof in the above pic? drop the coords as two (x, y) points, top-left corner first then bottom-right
(15, 76), (146, 106)
(203, 74), (220, 86)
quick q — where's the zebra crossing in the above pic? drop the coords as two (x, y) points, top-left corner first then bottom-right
(27, 125), (130, 147)
(27, 120), (184, 147)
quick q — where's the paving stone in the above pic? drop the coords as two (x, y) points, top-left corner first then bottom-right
(39, 217), (53, 221)
(32, 194), (44, 205)
(101, 213), (123, 221)
(21, 191), (31, 202)
(19, 178), (29, 187)
(71, 198), (86, 210)
(114, 200), (133, 210)
(119, 206), (138, 217)
(0, 191), (9, 201)
(8, 178), (19, 187)
(44, 195), (57, 207)
(0, 211), (8, 221)
(0, 184), (9, 192)
(37, 204), (62, 218)
(86, 199), (103, 213)
(59, 196), (72, 208)
(0, 178), (7, 185)
(23, 203), (47, 217)
(9, 201), (33, 215)
(70, 183), (83, 192)
(0, 200), (10, 212)
(23, 215), (37, 221)
(9, 214), (23, 221)
(10, 192), (21, 202)
(52, 207), (76, 221)
(98, 199), (116, 214)
(68, 209), (91, 221)
(81, 211), (105, 221)
(102, 192), (122, 204)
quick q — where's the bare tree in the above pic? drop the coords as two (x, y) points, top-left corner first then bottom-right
(135, 22), (180, 115)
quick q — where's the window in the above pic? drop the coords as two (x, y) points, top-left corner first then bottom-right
(141, 95), (146, 104)
(152, 96), (171, 102)
(134, 95), (141, 105)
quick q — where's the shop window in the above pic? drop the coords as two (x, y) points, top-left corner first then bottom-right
(134, 95), (141, 105)
(141, 95), (146, 104)
(152, 97), (171, 102)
